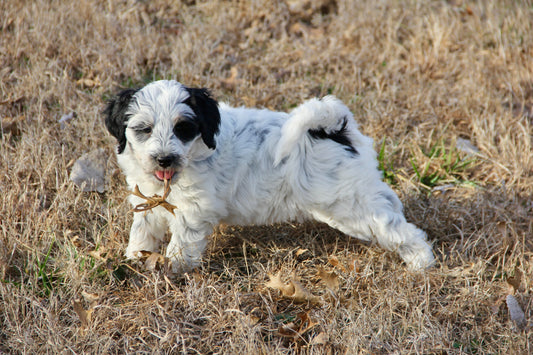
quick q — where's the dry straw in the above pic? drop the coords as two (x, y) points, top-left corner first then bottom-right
(0, 0), (531, 353)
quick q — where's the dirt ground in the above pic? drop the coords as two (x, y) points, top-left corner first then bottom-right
(0, 0), (531, 353)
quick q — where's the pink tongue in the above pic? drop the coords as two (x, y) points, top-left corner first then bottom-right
(155, 170), (175, 180)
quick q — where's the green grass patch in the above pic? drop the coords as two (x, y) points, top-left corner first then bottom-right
(410, 139), (478, 190)
(377, 139), (398, 185)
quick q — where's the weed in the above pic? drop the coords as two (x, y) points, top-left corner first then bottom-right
(377, 139), (397, 185)
(33, 242), (58, 297)
(410, 139), (478, 189)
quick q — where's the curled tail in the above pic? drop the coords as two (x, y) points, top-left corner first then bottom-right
(274, 96), (359, 165)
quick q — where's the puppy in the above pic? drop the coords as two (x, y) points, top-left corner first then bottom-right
(105, 80), (434, 272)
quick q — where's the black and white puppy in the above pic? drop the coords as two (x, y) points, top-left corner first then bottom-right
(105, 80), (434, 272)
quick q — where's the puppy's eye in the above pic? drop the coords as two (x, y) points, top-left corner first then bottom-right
(134, 126), (152, 135)
(174, 121), (198, 142)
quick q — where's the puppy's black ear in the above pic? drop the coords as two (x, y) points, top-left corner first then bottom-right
(104, 88), (138, 154)
(184, 87), (220, 149)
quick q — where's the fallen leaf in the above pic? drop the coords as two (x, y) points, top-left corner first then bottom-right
(81, 291), (99, 305)
(69, 235), (82, 248)
(70, 148), (108, 192)
(266, 272), (296, 297)
(296, 311), (318, 334)
(290, 278), (321, 304)
(220, 66), (241, 89)
(294, 248), (309, 257)
(242, 314), (260, 327)
(328, 255), (347, 273)
(276, 311), (318, 340)
(490, 296), (505, 315)
(76, 77), (101, 88)
(73, 299), (93, 331)
(316, 266), (339, 291)
(506, 294), (526, 330)
(506, 268), (522, 294)
(58, 111), (76, 129)
(310, 331), (328, 345)
(1, 116), (24, 136)
(456, 137), (480, 156)
(348, 258), (359, 273)
(88, 247), (107, 261)
(278, 321), (300, 338)
(286, 0), (334, 18)
(144, 251), (168, 271)
(266, 272), (321, 304)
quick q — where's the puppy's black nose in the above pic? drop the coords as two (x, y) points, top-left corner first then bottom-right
(156, 155), (175, 168)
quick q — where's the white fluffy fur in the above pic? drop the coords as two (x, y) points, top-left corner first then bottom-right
(109, 80), (434, 272)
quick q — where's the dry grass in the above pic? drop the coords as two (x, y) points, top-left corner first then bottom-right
(1, 0), (532, 353)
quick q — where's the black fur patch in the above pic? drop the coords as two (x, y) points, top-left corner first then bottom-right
(104, 88), (138, 154)
(184, 87), (220, 149)
(308, 117), (358, 154)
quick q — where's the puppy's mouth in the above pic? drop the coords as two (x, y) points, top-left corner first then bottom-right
(154, 170), (176, 181)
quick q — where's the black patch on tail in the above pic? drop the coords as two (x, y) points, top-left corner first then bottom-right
(308, 117), (358, 154)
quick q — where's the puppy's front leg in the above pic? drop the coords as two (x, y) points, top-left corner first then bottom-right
(166, 222), (212, 273)
(126, 211), (168, 259)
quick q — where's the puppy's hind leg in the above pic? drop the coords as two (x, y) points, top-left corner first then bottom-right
(369, 209), (435, 270)
(311, 187), (435, 270)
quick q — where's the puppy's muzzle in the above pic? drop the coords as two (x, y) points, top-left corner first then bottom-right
(153, 154), (180, 181)
(156, 155), (177, 168)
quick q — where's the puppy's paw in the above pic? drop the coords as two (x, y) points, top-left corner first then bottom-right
(124, 247), (144, 260)
(399, 240), (435, 271)
(124, 233), (160, 260)
(168, 255), (201, 274)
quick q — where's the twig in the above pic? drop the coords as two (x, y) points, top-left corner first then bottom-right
(131, 179), (177, 215)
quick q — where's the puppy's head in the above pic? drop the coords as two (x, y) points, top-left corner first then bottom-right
(104, 80), (220, 183)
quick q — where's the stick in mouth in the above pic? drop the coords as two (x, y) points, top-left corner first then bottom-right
(131, 179), (177, 215)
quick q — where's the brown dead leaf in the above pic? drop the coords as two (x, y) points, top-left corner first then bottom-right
(242, 314), (260, 327)
(316, 266), (339, 291)
(286, 0), (335, 19)
(73, 299), (93, 331)
(278, 321), (300, 338)
(221, 66), (241, 89)
(310, 331), (328, 345)
(506, 268), (522, 294)
(88, 247), (107, 261)
(81, 291), (99, 306)
(294, 248), (309, 257)
(294, 248), (312, 262)
(69, 235), (82, 248)
(265, 272), (321, 304)
(328, 255), (347, 273)
(289, 22), (308, 36)
(276, 311), (319, 340)
(297, 311), (318, 334)
(348, 258), (359, 273)
(1, 116), (24, 136)
(265, 272), (296, 297)
(491, 296), (506, 315)
(290, 279), (321, 304)
(76, 77), (101, 88)
(144, 251), (168, 271)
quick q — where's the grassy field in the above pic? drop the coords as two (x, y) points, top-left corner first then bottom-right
(1, 0), (532, 353)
